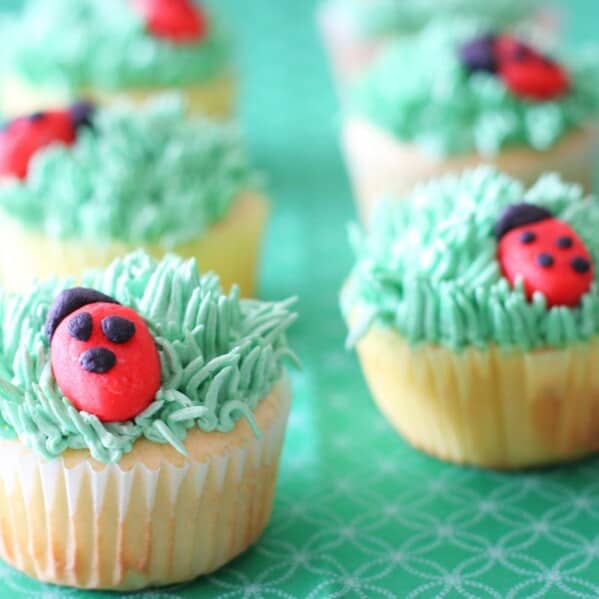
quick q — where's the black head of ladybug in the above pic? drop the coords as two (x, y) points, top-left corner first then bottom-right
(45, 287), (119, 341)
(494, 203), (553, 241)
(47, 287), (161, 422)
(495, 203), (594, 307)
(0, 102), (97, 180)
(459, 34), (497, 74)
(70, 101), (96, 132)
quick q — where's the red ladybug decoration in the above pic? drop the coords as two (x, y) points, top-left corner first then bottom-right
(46, 287), (161, 422)
(495, 204), (593, 308)
(494, 35), (569, 101)
(0, 102), (95, 180)
(459, 34), (569, 102)
(131, 0), (207, 44)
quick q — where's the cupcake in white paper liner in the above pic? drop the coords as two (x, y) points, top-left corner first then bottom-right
(0, 251), (298, 590)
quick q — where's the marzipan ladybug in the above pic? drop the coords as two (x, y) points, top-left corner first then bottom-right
(495, 203), (593, 307)
(460, 33), (570, 101)
(46, 287), (161, 422)
(0, 102), (95, 179)
(131, 0), (207, 43)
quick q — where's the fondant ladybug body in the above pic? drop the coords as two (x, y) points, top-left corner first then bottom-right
(495, 204), (593, 307)
(460, 34), (569, 101)
(132, 0), (207, 43)
(46, 288), (161, 422)
(494, 35), (569, 101)
(0, 103), (95, 180)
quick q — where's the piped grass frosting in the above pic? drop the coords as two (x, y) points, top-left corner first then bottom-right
(0, 252), (297, 463)
(1, 0), (230, 90)
(337, 0), (541, 37)
(343, 168), (599, 352)
(350, 18), (599, 156)
(0, 96), (258, 245)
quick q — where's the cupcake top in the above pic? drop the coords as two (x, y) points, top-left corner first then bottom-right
(334, 0), (541, 37)
(350, 19), (599, 157)
(0, 96), (257, 246)
(0, 252), (297, 463)
(343, 168), (599, 352)
(1, 0), (230, 90)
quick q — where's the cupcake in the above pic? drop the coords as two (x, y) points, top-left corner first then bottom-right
(0, 0), (234, 118)
(0, 96), (267, 296)
(342, 167), (599, 469)
(342, 19), (599, 222)
(318, 0), (554, 91)
(0, 251), (297, 589)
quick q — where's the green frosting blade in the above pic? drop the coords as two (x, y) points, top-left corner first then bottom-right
(343, 167), (599, 352)
(350, 18), (599, 156)
(2, 0), (230, 89)
(0, 96), (259, 245)
(0, 252), (298, 463)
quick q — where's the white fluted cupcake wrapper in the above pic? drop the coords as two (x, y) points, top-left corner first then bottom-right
(0, 381), (291, 590)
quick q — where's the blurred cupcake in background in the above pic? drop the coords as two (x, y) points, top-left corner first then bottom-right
(318, 0), (556, 91)
(342, 19), (599, 223)
(342, 167), (599, 468)
(0, 0), (234, 117)
(0, 96), (267, 296)
(0, 252), (297, 589)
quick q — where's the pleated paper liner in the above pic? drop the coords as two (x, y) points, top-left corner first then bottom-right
(0, 379), (291, 590)
(355, 324), (599, 468)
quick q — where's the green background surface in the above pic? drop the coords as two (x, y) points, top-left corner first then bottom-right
(1, 1), (599, 597)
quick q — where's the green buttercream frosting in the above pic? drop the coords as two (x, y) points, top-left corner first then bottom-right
(334, 0), (541, 37)
(2, 0), (230, 89)
(0, 252), (297, 463)
(2, 0), (231, 90)
(0, 96), (258, 245)
(350, 19), (599, 156)
(343, 167), (599, 352)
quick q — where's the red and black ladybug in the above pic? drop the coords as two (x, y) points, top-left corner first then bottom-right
(495, 203), (593, 307)
(45, 287), (161, 422)
(459, 34), (569, 101)
(0, 102), (95, 180)
(131, 0), (207, 44)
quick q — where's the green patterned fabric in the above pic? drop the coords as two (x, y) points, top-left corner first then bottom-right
(0, 0), (599, 597)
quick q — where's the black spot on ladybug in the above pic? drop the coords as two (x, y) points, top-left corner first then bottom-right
(67, 312), (93, 342)
(28, 112), (46, 122)
(571, 257), (591, 274)
(537, 253), (554, 268)
(556, 236), (573, 249)
(101, 316), (135, 344)
(495, 203), (553, 241)
(80, 347), (117, 374)
(519, 231), (536, 244)
(459, 34), (497, 74)
(45, 287), (120, 341)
